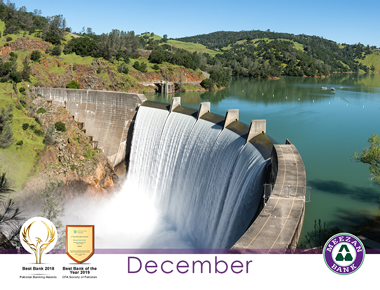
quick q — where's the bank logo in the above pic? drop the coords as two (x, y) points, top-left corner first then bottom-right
(323, 233), (365, 275)
(20, 217), (57, 264)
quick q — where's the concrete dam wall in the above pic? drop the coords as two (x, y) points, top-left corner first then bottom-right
(32, 88), (146, 166)
(32, 88), (306, 250)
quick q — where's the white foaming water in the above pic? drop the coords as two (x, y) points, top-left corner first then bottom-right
(63, 106), (269, 249)
(63, 180), (193, 248)
(128, 106), (169, 191)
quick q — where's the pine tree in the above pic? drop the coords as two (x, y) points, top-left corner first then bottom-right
(0, 122), (13, 148)
(21, 57), (31, 81)
(0, 104), (14, 148)
(0, 172), (23, 249)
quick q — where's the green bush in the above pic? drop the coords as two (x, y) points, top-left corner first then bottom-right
(19, 87), (26, 94)
(34, 117), (42, 126)
(31, 50), (42, 62)
(55, 121), (66, 132)
(6, 36), (12, 42)
(22, 123), (29, 130)
(16, 140), (23, 146)
(20, 99), (27, 108)
(66, 80), (80, 89)
(133, 61), (147, 73)
(0, 78), (7, 83)
(37, 107), (46, 114)
(9, 52), (17, 61)
(97, 67), (102, 74)
(117, 63), (129, 75)
(34, 129), (44, 136)
(200, 78), (215, 91)
(15, 104), (22, 110)
(9, 72), (22, 83)
(83, 148), (96, 160)
(30, 124), (35, 130)
(51, 46), (62, 56)
(152, 64), (160, 70)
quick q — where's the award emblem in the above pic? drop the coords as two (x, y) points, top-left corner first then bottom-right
(20, 217), (57, 264)
(66, 225), (94, 263)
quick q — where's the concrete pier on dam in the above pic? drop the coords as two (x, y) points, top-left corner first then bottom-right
(32, 88), (307, 250)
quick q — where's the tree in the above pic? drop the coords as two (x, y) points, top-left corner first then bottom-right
(30, 50), (42, 62)
(0, 172), (23, 249)
(55, 121), (66, 132)
(0, 104), (14, 148)
(51, 45), (61, 56)
(117, 63), (128, 75)
(0, 173), (13, 194)
(0, 122), (13, 148)
(39, 180), (65, 248)
(66, 80), (80, 89)
(200, 78), (215, 90)
(9, 72), (22, 83)
(133, 61), (147, 73)
(0, 104), (13, 131)
(21, 57), (31, 81)
(352, 134), (380, 185)
(44, 15), (66, 44)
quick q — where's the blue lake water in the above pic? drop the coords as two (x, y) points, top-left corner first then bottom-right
(146, 73), (380, 238)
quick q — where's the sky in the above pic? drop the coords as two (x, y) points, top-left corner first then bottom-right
(9, 0), (380, 47)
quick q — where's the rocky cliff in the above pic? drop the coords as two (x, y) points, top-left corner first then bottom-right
(0, 37), (51, 55)
(22, 95), (119, 198)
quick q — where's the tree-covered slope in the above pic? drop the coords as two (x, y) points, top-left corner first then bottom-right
(176, 30), (380, 76)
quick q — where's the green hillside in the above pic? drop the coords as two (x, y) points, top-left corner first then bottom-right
(0, 87), (45, 190)
(139, 33), (219, 56)
(358, 51), (380, 72)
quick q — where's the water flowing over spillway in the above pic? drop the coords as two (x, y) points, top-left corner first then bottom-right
(127, 106), (269, 249)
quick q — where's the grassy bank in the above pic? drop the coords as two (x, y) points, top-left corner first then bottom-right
(0, 89), (44, 190)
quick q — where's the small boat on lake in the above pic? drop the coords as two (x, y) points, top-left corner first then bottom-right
(331, 87), (336, 91)
(322, 87), (327, 90)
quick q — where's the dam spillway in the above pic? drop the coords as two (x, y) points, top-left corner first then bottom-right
(128, 100), (270, 248)
(32, 88), (306, 250)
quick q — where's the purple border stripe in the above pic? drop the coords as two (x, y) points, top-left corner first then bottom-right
(1, 248), (379, 254)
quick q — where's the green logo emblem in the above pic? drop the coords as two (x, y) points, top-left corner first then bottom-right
(335, 245), (353, 262)
(323, 233), (365, 275)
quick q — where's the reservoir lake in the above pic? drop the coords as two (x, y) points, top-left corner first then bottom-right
(146, 73), (380, 239)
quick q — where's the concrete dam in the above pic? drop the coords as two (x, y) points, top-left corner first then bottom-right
(33, 88), (306, 250)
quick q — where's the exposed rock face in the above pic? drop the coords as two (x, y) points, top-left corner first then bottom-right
(23, 96), (119, 198)
(0, 37), (51, 55)
(0, 37), (205, 93)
